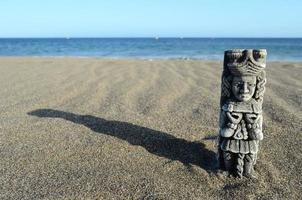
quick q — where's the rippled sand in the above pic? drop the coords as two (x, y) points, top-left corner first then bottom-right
(1, 58), (301, 199)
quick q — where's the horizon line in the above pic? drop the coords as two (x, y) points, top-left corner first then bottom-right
(0, 37), (302, 39)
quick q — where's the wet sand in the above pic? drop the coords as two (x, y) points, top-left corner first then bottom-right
(0, 57), (301, 199)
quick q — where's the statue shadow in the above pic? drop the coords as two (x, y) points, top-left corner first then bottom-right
(28, 109), (217, 171)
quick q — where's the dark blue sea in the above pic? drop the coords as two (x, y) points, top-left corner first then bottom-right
(0, 38), (301, 61)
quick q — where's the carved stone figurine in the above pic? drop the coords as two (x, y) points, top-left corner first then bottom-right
(217, 49), (267, 178)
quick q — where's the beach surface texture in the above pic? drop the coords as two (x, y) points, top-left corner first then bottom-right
(1, 58), (301, 199)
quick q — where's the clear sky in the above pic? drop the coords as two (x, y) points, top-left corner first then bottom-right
(1, 0), (301, 38)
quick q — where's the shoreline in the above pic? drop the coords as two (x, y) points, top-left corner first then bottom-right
(0, 56), (302, 63)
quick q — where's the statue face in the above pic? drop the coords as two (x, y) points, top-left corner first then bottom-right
(232, 76), (256, 102)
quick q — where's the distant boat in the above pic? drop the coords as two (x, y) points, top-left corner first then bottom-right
(155, 37), (159, 40)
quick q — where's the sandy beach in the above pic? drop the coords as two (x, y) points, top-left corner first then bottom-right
(0, 57), (301, 199)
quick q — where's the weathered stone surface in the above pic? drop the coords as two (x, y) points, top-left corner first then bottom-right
(218, 49), (267, 178)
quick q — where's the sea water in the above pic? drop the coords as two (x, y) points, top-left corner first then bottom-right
(0, 38), (301, 61)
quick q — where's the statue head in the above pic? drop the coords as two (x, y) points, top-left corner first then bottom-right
(232, 76), (256, 102)
(221, 49), (267, 104)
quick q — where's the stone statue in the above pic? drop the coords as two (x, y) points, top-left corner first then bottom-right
(217, 49), (267, 178)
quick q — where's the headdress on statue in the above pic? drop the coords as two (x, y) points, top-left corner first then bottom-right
(224, 49), (267, 76)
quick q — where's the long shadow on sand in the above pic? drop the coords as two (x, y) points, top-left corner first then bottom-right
(28, 109), (217, 171)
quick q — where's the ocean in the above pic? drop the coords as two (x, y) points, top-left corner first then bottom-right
(0, 38), (301, 61)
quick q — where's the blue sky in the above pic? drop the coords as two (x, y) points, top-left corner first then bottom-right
(1, 0), (301, 37)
